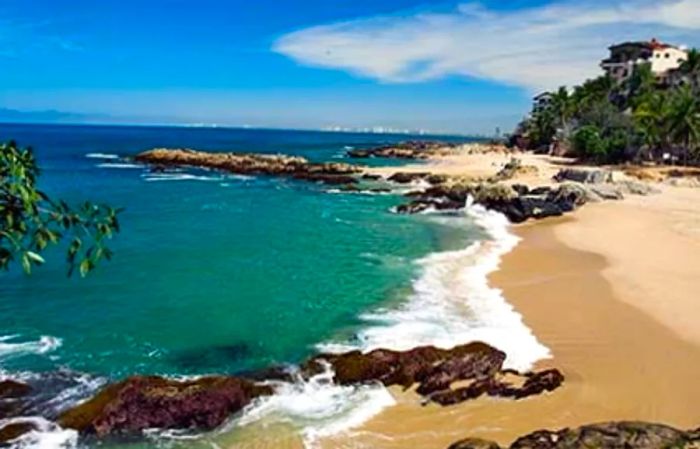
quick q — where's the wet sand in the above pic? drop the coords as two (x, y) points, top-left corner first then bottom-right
(322, 199), (700, 448)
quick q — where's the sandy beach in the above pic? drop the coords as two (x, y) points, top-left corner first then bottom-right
(320, 150), (700, 448)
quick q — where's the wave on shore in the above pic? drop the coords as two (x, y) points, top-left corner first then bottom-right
(234, 364), (395, 448)
(319, 201), (550, 372)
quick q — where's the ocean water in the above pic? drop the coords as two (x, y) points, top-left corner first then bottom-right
(0, 124), (549, 448)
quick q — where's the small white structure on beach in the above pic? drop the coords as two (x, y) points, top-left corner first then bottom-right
(600, 38), (688, 84)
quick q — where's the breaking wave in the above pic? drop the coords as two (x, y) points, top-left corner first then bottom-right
(318, 200), (550, 372)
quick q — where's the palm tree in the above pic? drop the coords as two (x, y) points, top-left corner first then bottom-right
(625, 64), (657, 110)
(550, 86), (573, 130)
(633, 90), (674, 161)
(679, 48), (700, 92)
(667, 85), (700, 165)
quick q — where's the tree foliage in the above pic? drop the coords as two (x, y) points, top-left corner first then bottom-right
(518, 48), (700, 165)
(1, 140), (121, 276)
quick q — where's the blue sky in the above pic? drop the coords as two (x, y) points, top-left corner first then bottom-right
(1, 0), (699, 134)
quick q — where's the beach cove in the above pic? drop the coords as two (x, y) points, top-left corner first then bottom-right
(1, 126), (699, 449)
(326, 154), (700, 448)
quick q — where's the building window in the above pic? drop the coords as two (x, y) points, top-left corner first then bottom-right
(665, 53), (670, 58)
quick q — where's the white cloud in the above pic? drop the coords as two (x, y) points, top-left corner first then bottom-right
(274, 0), (700, 92)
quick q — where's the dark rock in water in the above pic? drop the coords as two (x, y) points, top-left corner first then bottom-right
(426, 174), (449, 185)
(395, 198), (464, 214)
(172, 344), (252, 371)
(400, 182), (588, 224)
(293, 173), (358, 185)
(396, 201), (433, 214)
(340, 184), (360, 192)
(0, 380), (32, 400)
(304, 342), (504, 392)
(448, 422), (700, 449)
(303, 343), (563, 406)
(347, 141), (457, 160)
(0, 380), (32, 420)
(388, 172), (431, 184)
(58, 376), (273, 436)
(135, 148), (362, 185)
(361, 173), (382, 180)
(0, 421), (38, 444)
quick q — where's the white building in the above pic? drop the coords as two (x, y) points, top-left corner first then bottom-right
(600, 38), (688, 84)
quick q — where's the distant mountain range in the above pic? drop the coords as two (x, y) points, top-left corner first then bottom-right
(0, 108), (96, 124)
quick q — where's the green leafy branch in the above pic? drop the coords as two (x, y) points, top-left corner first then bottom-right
(1, 140), (122, 276)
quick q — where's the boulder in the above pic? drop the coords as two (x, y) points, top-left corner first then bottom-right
(0, 380), (32, 399)
(0, 421), (38, 444)
(58, 376), (273, 436)
(388, 172), (432, 184)
(448, 422), (700, 449)
(554, 168), (613, 184)
(511, 422), (699, 449)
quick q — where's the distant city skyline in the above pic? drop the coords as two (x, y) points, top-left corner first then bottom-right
(1, 0), (699, 134)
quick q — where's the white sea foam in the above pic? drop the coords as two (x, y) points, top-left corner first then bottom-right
(142, 173), (253, 183)
(85, 153), (119, 160)
(1, 417), (77, 449)
(0, 336), (62, 361)
(318, 200), (550, 372)
(234, 364), (395, 448)
(142, 173), (224, 182)
(96, 163), (142, 169)
(326, 188), (393, 196)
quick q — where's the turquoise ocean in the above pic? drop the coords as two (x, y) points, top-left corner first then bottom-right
(0, 124), (549, 448)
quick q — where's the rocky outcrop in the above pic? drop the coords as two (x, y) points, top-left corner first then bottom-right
(489, 158), (539, 183)
(347, 141), (457, 159)
(398, 182), (587, 223)
(134, 148), (363, 185)
(56, 343), (563, 439)
(57, 376), (273, 436)
(303, 343), (563, 406)
(448, 422), (700, 449)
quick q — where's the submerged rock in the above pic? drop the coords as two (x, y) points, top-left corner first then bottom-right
(449, 421), (700, 449)
(58, 376), (273, 436)
(134, 148), (362, 185)
(0, 380), (32, 400)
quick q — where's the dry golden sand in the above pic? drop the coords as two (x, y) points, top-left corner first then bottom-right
(224, 151), (700, 449)
(321, 154), (700, 449)
(321, 211), (700, 448)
